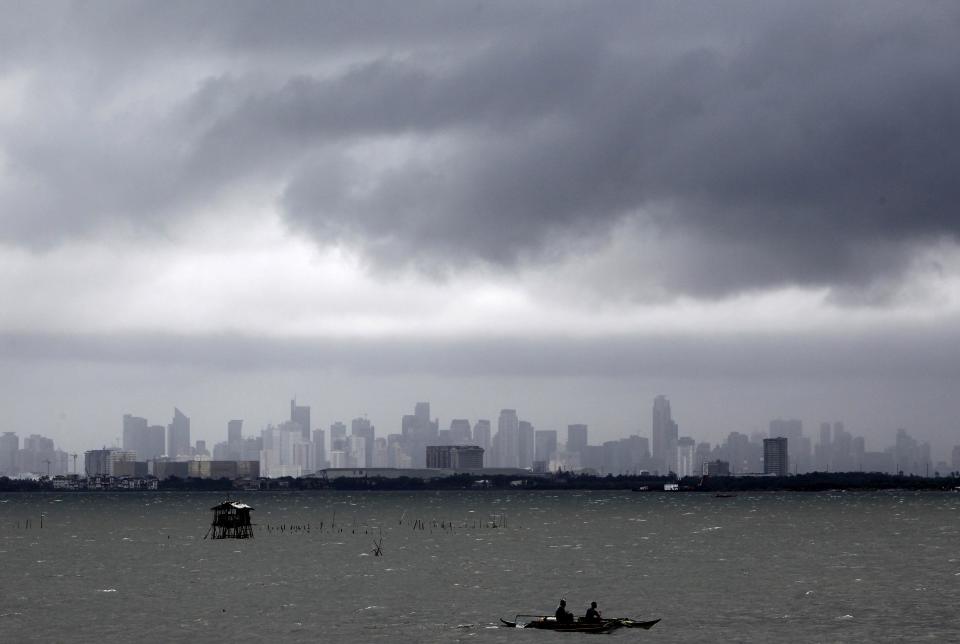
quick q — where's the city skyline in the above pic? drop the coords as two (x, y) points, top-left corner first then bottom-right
(1, 394), (955, 480)
(2, 2), (959, 460)
(3, 390), (960, 466)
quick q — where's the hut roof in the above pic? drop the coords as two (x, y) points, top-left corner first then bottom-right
(210, 501), (254, 511)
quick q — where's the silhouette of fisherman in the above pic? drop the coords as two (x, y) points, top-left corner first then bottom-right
(584, 601), (602, 623)
(555, 599), (573, 623)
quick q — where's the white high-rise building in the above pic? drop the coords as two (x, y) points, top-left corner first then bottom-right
(312, 429), (327, 470)
(652, 396), (678, 475)
(349, 435), (366, 468)
(495, 409), (519, 468)
(372, 437), (389, 467)
(167, 408), (191, 459)
(677, 436), (697, 478)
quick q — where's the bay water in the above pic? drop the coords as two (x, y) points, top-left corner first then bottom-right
(1, 490), (958, 642)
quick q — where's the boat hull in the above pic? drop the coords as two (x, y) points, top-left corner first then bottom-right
(500, 616), (660, 633)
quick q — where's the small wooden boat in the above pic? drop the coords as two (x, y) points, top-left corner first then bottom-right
(500, 615), (661, 633)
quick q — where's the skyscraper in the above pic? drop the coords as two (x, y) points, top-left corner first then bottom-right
(122, 414), (148, 459)
(652, 396), (678, 475)
(534, 430), (558, 464)
(815, 422), (833, 471)
(566, 424), (588, 462)
(495, 409), (519, 468)
(763, 437), (789, 476)
(0, 432), (18, 476)
(414, 402), (431, 427)
(518, 420), (535, 469)
(473, 420), (491, 466)
(351, 417), (375, 467)
(770, 419), (807, 472)
(330, 422), (347, 451)
(145, 425), (166, 461)
(228, 420), (243, 444)
(313, 428), (327, 470)
(291, 399), (311, 440)
(167, 408), (191, 459)
(403, 402), (438, 467)
(677, 436), (697, 477)
(448, 419), (472, 444)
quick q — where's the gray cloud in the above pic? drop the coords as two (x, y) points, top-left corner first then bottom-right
(2, 1), (959, 295)
(5, 322), (960, 381)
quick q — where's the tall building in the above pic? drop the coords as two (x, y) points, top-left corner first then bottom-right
(291, 399), (311, 441)
(833, 423), (854, 472)
(228, 420), (243, 444)
(448, 419), (472, 444)
(567, 424), (588, 457)
(724, 431), (752, 473)
(414, 402), (431, 426)
(892, 428), (931, 476)
(815, 422), (833, 471)
(0, 432), (19, 476)
(313, 429), (327, 470)
(619, 435), (651, 474)
(351, 417), (375, 467)
(167, 408), (191, 459)
(473, 420), (491, 448)
(372, 437), (389, 467)
(240, 436), (262, 462)
(330, 422), (348, 451)
(386, 433), (405, 467)
(534, 430), (558, 464)
(495, 409), (519, 468)
(652, 396), (678, 474)
(601, 441), (622, 474)
(122, 414), (149, 459)
(145, 425), (166, 460)
(763, 437), (789, 476)
(518, 421), (535, 469)
(770, 419), (807, 472)
(349, 435), (366, 468)
(400, 402), (439, 467)
(677, 436), (697, 477)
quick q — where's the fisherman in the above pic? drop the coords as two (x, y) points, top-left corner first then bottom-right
(555, 599), (573, 623)
(584, 601), (602, 622)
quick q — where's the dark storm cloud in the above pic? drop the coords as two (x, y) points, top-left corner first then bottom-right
(2, 1), (959, 294)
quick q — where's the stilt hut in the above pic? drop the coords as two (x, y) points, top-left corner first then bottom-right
(207, 501), (254, 539)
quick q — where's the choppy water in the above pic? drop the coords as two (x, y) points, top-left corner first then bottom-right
(1, 490), (959, 642)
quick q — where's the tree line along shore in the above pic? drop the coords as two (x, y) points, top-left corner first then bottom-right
(1, 471), (959, 493)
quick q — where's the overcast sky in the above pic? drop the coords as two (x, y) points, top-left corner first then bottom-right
(2, 1), (959, 458)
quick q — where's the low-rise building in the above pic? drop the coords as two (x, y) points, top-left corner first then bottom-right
(426, 445), (485, 469)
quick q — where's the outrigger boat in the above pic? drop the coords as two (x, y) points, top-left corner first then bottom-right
(500, 615), (661, 634)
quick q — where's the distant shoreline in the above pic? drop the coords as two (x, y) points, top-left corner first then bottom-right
(2, 471), (958, 493)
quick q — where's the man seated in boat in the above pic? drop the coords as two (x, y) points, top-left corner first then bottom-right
(555, 599), (574, 623)
(584, 601), (602, 623)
